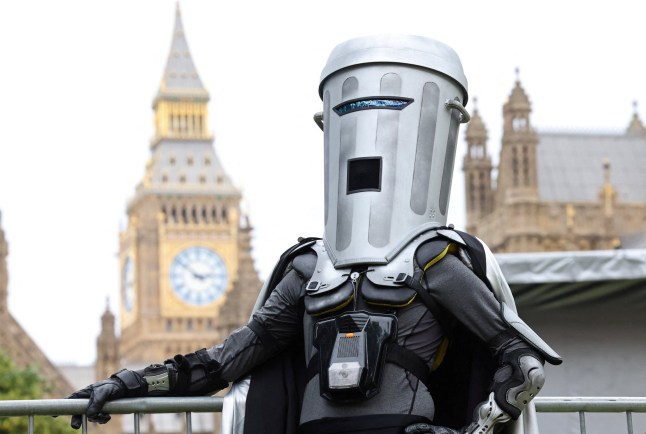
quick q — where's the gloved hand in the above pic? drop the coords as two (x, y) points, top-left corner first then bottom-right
(66, 370), (147, 429)
(404, 423), (464, 434)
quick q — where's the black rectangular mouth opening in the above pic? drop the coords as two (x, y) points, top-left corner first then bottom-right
(347, 157), (382, 194)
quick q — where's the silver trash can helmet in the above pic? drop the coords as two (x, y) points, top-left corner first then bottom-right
(318, 35), (470, 267)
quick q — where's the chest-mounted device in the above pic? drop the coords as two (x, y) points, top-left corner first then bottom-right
(313, 311), (397, 402)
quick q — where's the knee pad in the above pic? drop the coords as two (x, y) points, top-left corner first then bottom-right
(492, 342), (545, 419)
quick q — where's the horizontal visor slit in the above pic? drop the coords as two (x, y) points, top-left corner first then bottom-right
(334, 97), (413, 116)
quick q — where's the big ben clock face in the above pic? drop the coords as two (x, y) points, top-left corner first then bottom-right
(122, 256), (135, 312)
(170, 247), (228, 306)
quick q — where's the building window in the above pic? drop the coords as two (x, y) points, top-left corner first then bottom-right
(513, 116), (527, 131)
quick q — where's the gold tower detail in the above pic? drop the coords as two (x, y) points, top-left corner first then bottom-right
(116, 6), (260, 367)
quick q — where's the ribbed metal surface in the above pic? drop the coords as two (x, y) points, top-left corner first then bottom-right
(338, 336), (360, 357)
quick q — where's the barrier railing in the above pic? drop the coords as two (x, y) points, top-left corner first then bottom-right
(0, 397), (223, 434)
(1, 396), (645, 434)
(534, 397), (646, 434)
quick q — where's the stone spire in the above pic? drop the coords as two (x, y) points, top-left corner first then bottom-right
(626, 101), (646, 136)
(150, 3), (212, 147)
(498, 69), (539, 204)
(463, 98), (494, 231)
(155, 3), (208, 102)
(465, 97), (488, 149)
(95, 299), (119, 381)
(504, 68), (532, 122)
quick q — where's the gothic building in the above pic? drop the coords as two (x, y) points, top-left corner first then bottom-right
(93, 6), (261, 433)
(95, 4), (260, 374)
(0, 211), (73, 397)
(463, 76), (646, 252)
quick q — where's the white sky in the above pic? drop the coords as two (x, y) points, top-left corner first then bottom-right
(1, 0), (645, 367)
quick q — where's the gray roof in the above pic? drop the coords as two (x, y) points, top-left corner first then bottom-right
(156, 5), (208, 101)
(57, 364), (96, 391)
(497, 249), (646, 310)
(143, 139), (239, 197)
(536, 131), (646, 203)
(621, 232), (646, 249)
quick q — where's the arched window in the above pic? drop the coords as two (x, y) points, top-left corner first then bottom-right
(512, 147), (519, 186)
(522, 146), (530, 185)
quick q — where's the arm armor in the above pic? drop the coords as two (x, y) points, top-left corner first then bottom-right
(113, 348), (229, 398)
(491, 338), (545, 420)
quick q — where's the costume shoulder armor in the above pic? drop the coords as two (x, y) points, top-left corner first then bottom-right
(250, 237), (319, 315)
(304, 241), (353, 315)
(291, 250), (317, 280)
(362, 230), (454, 307)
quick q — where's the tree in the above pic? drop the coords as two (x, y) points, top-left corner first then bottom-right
(0, 352), (74, 434)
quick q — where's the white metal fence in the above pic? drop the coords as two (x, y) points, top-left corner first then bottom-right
(0, 397), (222, 434)
(1, 396), (645, 434)
(534, 397), (646, 434)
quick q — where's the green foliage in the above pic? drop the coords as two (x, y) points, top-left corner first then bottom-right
(0, 352), (75, 434)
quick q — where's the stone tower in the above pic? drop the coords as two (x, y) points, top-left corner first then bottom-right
(117, 5), (261, 367)
(462, 100), (494, 234)
(463, 74), (646, 252)
(497, 71), (539, 206)
(96, 300), (119, 380)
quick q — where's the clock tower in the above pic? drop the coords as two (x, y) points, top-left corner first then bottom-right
(117, 5), (261, 366)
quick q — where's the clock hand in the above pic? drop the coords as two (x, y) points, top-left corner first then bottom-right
(177, 260), (203, 278)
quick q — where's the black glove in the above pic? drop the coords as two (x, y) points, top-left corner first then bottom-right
(66, 370), (147, 429)
(405, 423), (465, 434)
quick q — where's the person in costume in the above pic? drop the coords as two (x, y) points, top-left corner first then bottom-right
(67, 35), (561, 434)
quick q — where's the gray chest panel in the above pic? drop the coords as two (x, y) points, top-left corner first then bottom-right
(304, 231), (464, 314)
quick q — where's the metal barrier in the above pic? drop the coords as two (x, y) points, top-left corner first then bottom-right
(0, 396), (222, 434)
(534, 397), (646, 434)
(1, 396), (646, 434)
